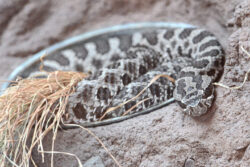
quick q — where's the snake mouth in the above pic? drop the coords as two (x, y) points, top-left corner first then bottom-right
(177, 85), (215, 117)
(175, 82), (215, 117)
(183, 94), (214, 116)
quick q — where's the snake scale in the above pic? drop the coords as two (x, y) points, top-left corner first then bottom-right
(17, 25), (225, 126)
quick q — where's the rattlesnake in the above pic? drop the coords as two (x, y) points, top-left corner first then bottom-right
(14, 23), (225, 126)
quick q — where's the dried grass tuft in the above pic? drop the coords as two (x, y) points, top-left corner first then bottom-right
(0, 71), (87, 167)
(0, 67), (175, 167)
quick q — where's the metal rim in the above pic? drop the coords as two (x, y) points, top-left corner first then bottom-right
(2, 22), (195, 91)
(2, 22), (196, 127)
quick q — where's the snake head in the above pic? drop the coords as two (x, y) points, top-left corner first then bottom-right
(173, 75), (215, 116)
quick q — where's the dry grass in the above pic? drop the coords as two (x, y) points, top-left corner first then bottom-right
(214, 46), (250, 89)
(0, 69), (175, 167)
(100, 74), (175, 120)
(0, 71), (87, 167)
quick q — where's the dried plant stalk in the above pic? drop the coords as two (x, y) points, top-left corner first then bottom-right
(0, 71), (87, 167)
(214, 46), (250, 89)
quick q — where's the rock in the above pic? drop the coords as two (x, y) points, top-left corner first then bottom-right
(183, 158), (195, 167)
(83, 156), (105, 167)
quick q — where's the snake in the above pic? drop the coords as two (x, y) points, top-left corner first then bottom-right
(11, 23), (225, 127)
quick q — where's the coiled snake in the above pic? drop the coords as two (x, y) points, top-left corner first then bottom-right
(12, 23), (225, 127)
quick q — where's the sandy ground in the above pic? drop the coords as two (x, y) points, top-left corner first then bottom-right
(0, 0), (249, 166)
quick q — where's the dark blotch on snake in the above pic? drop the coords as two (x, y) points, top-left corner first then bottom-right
(214, 59), (220, 67)
(95, 38), (110, 54)
(139, 65), (147, 75)
(143, 31), (158, 45)
(214, 57), (225, 68)
(91, 58), (103, 69)
(203, 83), (213, 98)
(174, 66), (182, 73)
(179, 28), (194, 39)
(73, 103), (87, 119)
(199, 40), (220, 52)
(176, 79), (187, 97)
(110, 53), (121, 61)
(164, 29), (174, 40)
(188, 48), (193, 56)
(81, 85), (93, 102)
(73, 45), (88, 59)
(192, 75), (203, 89)
(47, 52), (70, 66)
(184, 41), (189, 48)
(171, 40), (177, 48)
(104, 73), (116, 84)
(97, 87), (111, 100)
(192, 59), (209, 69)
(167, 48), (173, 59)
(142, 54), (151, 64)
(167, 86), (173, 99)
(201, 49), (220, 57)
(94, 107), (105, 119)
(75, 64), (84, 72)
(193, 31), (213, 44)
(207, 69), (216, 76)
(179, 71), (195, 78)
(118, 34), (132, 51)
(126, 61), (137, 74)
(178, 46), (183, 56)
(149, 84), (161, 97)
(121, 73), (131, 85)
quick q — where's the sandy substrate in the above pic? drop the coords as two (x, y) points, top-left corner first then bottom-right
(0, 0), (249, 166)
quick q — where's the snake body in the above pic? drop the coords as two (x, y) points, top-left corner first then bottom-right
(16, 25), (225, 125)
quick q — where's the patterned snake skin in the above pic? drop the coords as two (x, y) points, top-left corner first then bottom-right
(18, 26), (225, 126)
